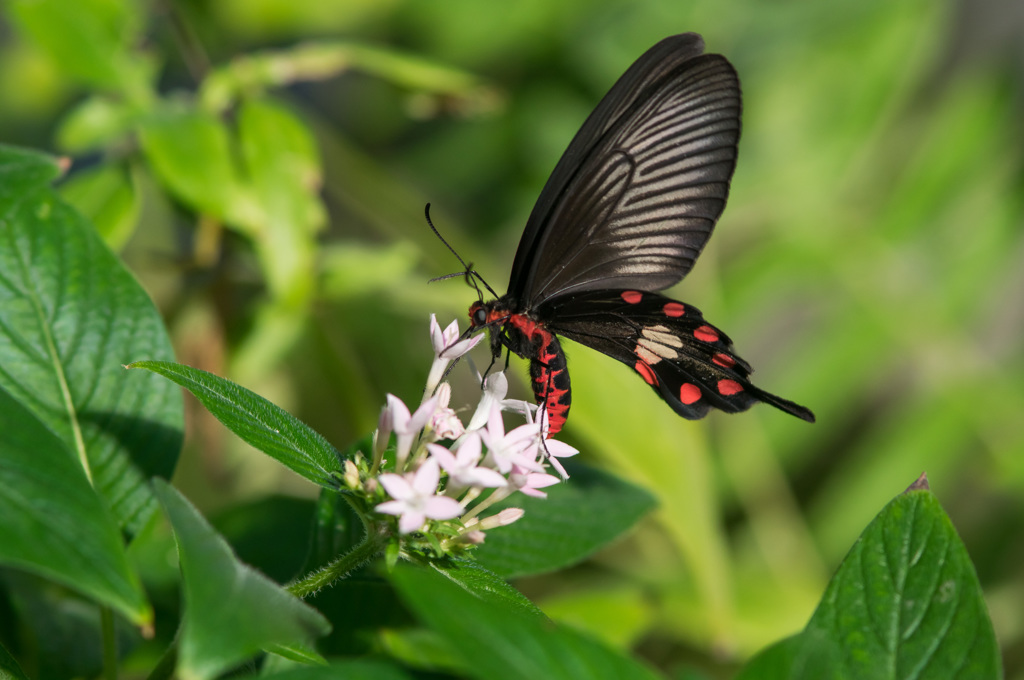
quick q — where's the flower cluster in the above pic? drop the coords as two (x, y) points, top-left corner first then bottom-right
(347, 315), (578, 549)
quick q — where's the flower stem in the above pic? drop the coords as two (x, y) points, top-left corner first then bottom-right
(287, 529), (390, 598)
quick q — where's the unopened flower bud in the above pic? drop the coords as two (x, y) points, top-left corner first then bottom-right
(460, 530), (487, 544)
(343, 459), (360, 490)
(479, 507), (525, 530)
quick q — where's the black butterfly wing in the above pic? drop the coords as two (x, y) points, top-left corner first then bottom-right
(540, 290), (815, 422)
(509, 34), (741, 309)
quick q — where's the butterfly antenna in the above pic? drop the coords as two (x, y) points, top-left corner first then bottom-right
(424, 203), (499, 299)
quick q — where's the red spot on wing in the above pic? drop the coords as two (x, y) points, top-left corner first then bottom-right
(712, 353), (736, 368)
(663, 302), (685, 317)
(621, 290), (643, 304)
(694, 325), (719, 343)
(679, 383), (701, 404)
(634, 360), (658, 385)
(718, 379), (743, 396)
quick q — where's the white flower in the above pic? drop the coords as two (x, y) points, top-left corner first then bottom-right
(424, 315), (483, 398)
(387, 393), (437, 470)
(376, 458), (463, 534)
(372, 403), (391, 464)
(426, 382), (465, 441)
(428, 434), (505, 491)
(506, 464), (560, 499)
(431, 314), (483, 360)
(464, 371), (536, 433)
(526, 406), (579, 480)
(479, 404), (543, 474)
(466, 371), (508, 432)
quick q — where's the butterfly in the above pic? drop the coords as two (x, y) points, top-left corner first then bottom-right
(444, 33), (814, 435)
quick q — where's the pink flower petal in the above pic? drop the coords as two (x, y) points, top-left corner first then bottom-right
(427, 443), (457, 471)
(411, 458), (441, 495)
(466, 468), (507, 488)
(408, 396), (438, 433)
(378, 473), (413, 500)
(374, 500), (406, 516)
(398, 511), (426, 534)
(454, 434), (482, 465)
(423, 496), (463, 520)
(387, 394), (411, 431)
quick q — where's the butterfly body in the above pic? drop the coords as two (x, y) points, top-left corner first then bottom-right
(470, 298), (572, 434)
(462, 33), (814, 434)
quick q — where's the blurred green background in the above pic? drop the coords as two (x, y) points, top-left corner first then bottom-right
(2, 0), (1022, 676)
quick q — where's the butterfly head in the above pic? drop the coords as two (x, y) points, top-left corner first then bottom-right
(468, 299), (511, 331)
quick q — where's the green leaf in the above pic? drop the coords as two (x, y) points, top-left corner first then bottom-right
(55, 96), (134, 153)
(300, 487), (363, 576)
(429, 559), (543, 618)
(2, 571), (144, 678)
(199, 41), (495, 114)
(390, 564), (663, 680)
(59, 162), (140, 250)
(0, 387), (150, 624)
(738, 481), (1001, 679)
(236, 98), (323, 304)
(263, 641), (327, 666)
(130, 360), (343, 487)
(0, 631), (30, 680)
(0, 144), (182, 534)
(154, 481), (330, 680)
(0, 144), (62, 191)
(252, 660), (414, 680)
(137, 108), (258, 230)
(735, 631), (843, 680)
(540, 586), (653, 649)
(473, 461), (657, 578)
(213, 495), (316, 584)
(7, 0), (153, 98)
(379, 628), (467, 675)
(806, 484), (1000, 679)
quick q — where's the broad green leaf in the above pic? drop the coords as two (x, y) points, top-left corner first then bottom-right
(154, 481), (330, 680)
(0, 640), (29, 680)
(429, 559), (542, 618)
(474, 461), (656, 578)
(59, 162), (140, 250)
(0, 144), (62, 192)
(0, 144), (182, 534)
(738, 482), (1001, 679)
(0, 387), (149, 624)
(137, 108), (258, 231)
(803, 485), (1001, 679)
(263, 641), (327, 666)
(7, 0), (152, 98)
(130, 361), (344, 487)
(735, 631), (843, 680)
(390, 565), (663, 680)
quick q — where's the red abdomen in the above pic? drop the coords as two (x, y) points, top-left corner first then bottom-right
(508, 315), (572, 436)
